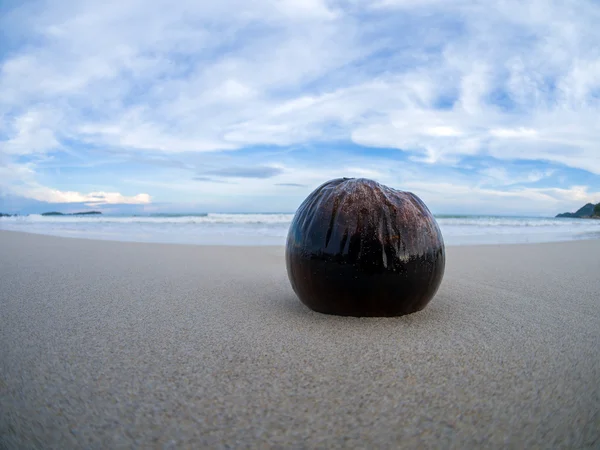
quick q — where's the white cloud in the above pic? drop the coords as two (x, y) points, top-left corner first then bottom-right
(1, 110), (62, 155)
(399, 181), (600, 215)
(275, 0), (338, 19)
(18, 186), (151, 205)
(109, 151), (597, 215)
(0, 0), (599, 208)
(479, 166), (555, 186)
(0, 160), (151, 205)
(489, 128), (538, 138)
(426, 126), (463, 137)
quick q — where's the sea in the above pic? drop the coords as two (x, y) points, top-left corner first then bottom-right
(1, 213), (599, 246)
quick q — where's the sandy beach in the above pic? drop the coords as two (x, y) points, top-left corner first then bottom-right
(0, 230), (598, 448)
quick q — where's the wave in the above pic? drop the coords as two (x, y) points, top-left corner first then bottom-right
(0, 213), (296, 225)
(435, 217), (599, 227)
(1, 213), (599, 228)
(146, 213), (208, 218)
(2, 213), (598, 246)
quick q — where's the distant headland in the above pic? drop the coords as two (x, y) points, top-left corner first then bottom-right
(41, 211), (102, 216)
(556, 203), (600, 218)
(1, 211), (103, 217)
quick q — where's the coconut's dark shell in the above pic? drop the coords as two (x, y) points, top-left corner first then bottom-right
(285, 178), (445, 317)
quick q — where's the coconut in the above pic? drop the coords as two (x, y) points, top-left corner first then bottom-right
(286, 178), (445, 317)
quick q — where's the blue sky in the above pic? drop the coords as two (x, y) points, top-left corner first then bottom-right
(0, 0), (599, 215)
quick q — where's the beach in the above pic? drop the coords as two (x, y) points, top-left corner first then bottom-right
(1, 230), (598, 448)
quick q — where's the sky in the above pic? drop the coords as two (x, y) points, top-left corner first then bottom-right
(0, 0), (599, 216)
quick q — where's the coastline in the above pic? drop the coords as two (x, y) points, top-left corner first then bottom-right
(2, 213), (600, 247)
(1, 230), (599, 448)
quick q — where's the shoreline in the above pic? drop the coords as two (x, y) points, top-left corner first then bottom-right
(0, 227), (599, 248)
(1, 230), (599, 448)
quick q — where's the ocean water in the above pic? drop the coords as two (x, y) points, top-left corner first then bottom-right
(1, 213), (599, 246)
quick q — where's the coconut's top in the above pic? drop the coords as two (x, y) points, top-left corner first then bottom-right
(288, 177), (444, 267)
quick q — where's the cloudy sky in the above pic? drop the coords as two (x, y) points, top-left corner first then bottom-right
(1, 0), (599, 215)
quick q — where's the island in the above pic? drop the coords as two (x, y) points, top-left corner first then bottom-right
(556, 203), (600, 218)
(41, 211), (102, 216)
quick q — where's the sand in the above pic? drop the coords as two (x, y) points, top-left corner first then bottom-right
(0, 230), (598, 448)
